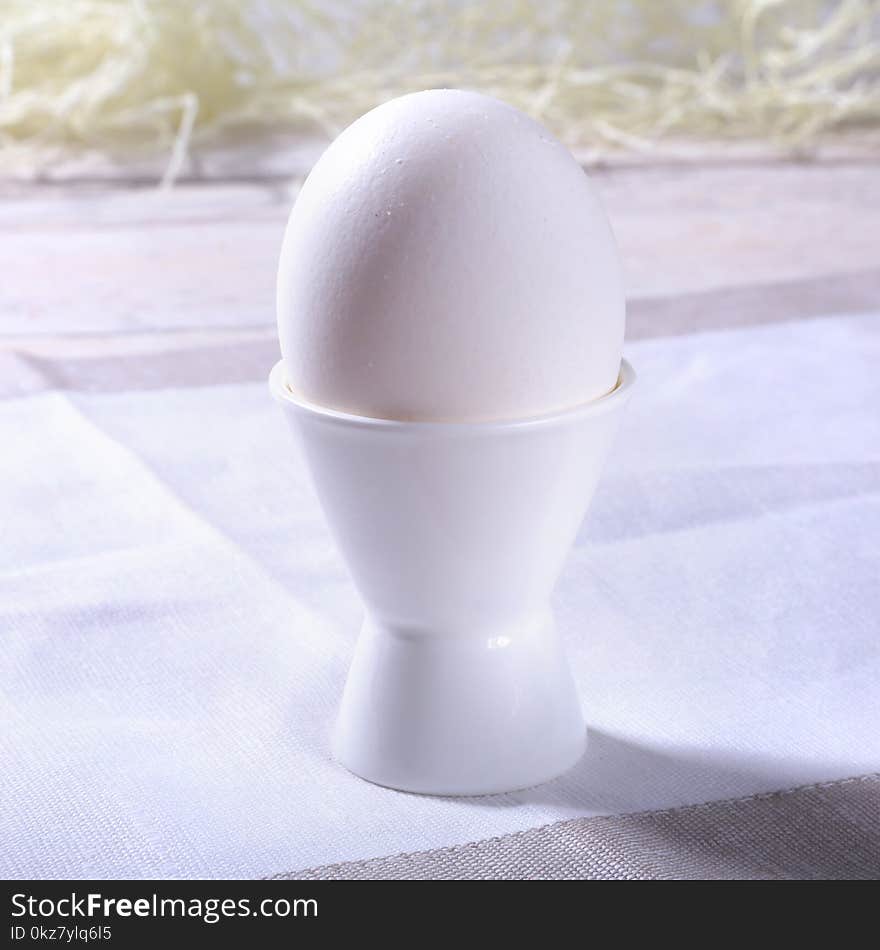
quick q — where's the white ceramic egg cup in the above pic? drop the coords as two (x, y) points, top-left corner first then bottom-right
(270, 360), (635, 795)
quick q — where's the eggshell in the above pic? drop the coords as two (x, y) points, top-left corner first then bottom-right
(277, 89), (624, 422)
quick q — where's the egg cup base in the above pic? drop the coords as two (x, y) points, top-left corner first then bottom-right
(332, 612), (587, 796)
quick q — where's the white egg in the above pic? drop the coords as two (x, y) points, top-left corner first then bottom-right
(277, 89), (624, 422)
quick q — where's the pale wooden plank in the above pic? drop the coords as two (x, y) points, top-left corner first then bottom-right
(8, 271), (880, 396)
(3, 128), (878, 187)
(1, 164), (877, 346)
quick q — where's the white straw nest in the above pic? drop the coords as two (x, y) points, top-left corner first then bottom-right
(1, 0), (878, 184)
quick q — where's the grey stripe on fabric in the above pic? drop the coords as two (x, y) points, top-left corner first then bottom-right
(273, 774), (880, 880)
(626, 268), (880, 340)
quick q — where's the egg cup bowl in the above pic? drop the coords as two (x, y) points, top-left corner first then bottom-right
(270, 359), (635, 795)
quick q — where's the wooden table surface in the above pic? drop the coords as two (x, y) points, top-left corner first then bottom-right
(2, 161), (878, 396)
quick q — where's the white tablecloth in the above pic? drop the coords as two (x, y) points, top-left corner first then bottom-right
(2, 312), (879, 878)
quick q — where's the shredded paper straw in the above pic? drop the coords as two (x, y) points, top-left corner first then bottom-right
(1, 0), (878, 182)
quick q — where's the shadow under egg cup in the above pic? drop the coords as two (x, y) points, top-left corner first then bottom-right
(269, 359), (635, 795)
